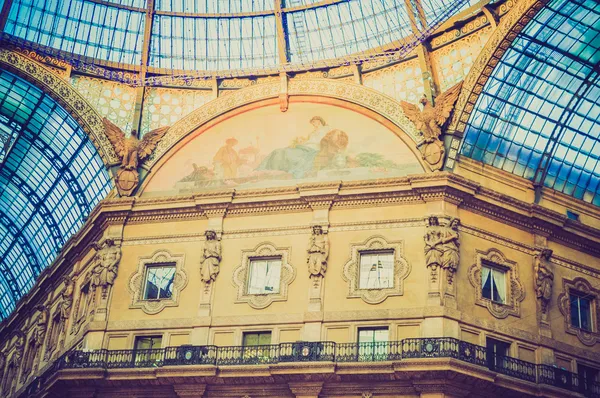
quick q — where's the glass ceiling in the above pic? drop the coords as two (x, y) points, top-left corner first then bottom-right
(2, 0), (480, 78)
(460, 0), (600, 206)
(0, 70), (112, 320)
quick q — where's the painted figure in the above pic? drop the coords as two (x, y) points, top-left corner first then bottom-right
(200, 230), (222, 283)
(214, 138), (242, 180)
(256, 116), (333, 178)
(307, 225), (329, 278)
(534, 249), (554, 319)
(90, 239), (121, 288)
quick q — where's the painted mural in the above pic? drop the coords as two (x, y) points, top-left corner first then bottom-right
(143, 103), (424, 194)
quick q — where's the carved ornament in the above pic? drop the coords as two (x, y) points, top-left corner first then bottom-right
(200, 230), (222, 284)
(533, 248), (553, 323)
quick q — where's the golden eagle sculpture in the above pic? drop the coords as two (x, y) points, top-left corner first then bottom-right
(102, 118), (170, 196)
(400, 81), (463, 143)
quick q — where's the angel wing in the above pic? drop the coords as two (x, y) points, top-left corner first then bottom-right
(137, 126), (170, 160)
(399, 101), (425, 131)
(433, 81), (463, 126)
(102, 118), (126, 158)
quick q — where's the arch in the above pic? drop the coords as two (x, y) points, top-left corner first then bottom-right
(144, 79), (422, 170)
(0, 48), (119, 165)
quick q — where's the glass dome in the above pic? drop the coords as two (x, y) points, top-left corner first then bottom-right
(2, 0), (481, 79)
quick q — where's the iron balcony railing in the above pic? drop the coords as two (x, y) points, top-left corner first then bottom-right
(24, 338), (600, 398)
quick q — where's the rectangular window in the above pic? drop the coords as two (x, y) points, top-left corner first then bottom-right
(133, 335), (163, 366)
(359, 251), (394, 289)
(242, 331), (272, 346)
(247, 258), (281, 294)
(570, 293), (592, 331)
(358, 327), (389, 361)
(486, 337), (510, 370)
(578, 364), (599, 394)
(143, 265), (176, 300)
(482, 263), (506, 304)
(134, 335), (163, 350)
(242, 331), (272, 363)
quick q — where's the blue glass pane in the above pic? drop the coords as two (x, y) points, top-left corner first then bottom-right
(4, 0), (146, 65)
(461, 0), (600, 205)
(155, 0), (271, 13)
(149, 14), (278, 71)
(0, 70), (113, 320)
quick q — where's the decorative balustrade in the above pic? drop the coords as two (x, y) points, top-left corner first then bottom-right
(19, 338), (600, 398)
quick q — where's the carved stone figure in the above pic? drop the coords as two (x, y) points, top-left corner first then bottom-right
(534, 249), (554, 319)
(60, 276), (75, 320)
(200, 230), (222, 283)
(32, 306), (47, 345)
(91, 239), (121, 288)
(424, 216), (443, 271)
(400, 81), (463, 143)
(441, 218), (460, 283)
(102, 118), (169, 196)
(13, 335), (24, 363)
(307, 225), (329, 278)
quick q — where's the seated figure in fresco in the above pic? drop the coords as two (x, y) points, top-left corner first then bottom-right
(256, 116), (334, 179)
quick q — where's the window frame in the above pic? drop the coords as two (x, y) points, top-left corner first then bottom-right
(481, 262), (507, 305)
(247, 256), (282, 295)
(357, 327), (390, 362)
(142, 263), (177, 301)
(358, 250), (395, 290)
(569, 292), (592, 331)
(558, 277), (600, 346)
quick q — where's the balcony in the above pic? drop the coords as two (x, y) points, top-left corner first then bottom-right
(22, 338), (600, 397)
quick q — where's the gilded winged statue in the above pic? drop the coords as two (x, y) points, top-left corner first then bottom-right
(400, 82), (463, 143)
(102, 118), (169, 170)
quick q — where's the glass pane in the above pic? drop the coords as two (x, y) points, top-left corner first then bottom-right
(358, 329), (374, 343)
(144, 265), (176, 300)
(135, 336), (162, 350)
(492, 269), (505, 304)
(374, 329), (389, 343)
(248, 258), (281, 294)
(359, 251), (394, 289)
(258, 333), (272, 346)
(243, 333), (259, 346)
(482, 267), (492, 300)
(570, 294), (581, 328)
(580, 296), (591, 331)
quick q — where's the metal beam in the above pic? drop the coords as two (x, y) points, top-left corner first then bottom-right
(274, 0), (290, 64)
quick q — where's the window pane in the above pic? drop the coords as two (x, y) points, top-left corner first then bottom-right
(482, 266), (492, 300)
(358, 329), (374, 343)
(135, 336), (162, 350)
(492, 269), (505, 304)
(359, 251), (394, 289)
(580, 296), (592, 331)
(243, 332), (271, 346)
(570, 293), (581, 328)
(144, 265), (176, 300)
(248, 258), (281, 294)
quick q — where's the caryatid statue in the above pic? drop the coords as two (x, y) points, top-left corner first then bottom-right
(60, 276), (75, 321)
(200, 230), (222, 283)
(34, 306), (47, 344)
(90, 239), (122, 289)
(534, 249), (554, 320)
(307, 225), (329, 278)
(424, 216), (443, 269)
(441, 218), (460, 283)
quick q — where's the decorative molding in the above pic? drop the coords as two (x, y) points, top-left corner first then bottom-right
(342, 236), (410, 304)
(232, 242), (296, 309)
(557, 277), (600, 346)
(146, 79), (421, 169)
(0, 48), (118, 165)
(468, 248), (525, 319)
(127, 250), (188, 315)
